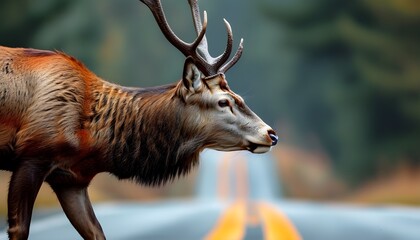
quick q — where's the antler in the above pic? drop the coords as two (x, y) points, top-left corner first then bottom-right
(140, 0), (243, 76)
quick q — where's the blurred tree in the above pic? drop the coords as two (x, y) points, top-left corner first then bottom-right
(0, 0), (71, 47)
(0, 0), (105, 69)
(264, 0), (420, 183)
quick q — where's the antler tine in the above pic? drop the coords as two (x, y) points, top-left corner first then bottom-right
(188, 0), (243, 75)
(187, 0), (215, 65)
(188, 0), (205, 40)
(141, 0), (243, 76)
(189, 11), (218, 75)
(212, 19), (233, 70)
(140, 0), (188, 54)
(220, 38), (244, 73)
(191, 11), (208, 50)
(141, 0), (213, 75)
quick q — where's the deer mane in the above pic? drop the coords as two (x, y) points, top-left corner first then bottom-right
(90, 82), (206, 186)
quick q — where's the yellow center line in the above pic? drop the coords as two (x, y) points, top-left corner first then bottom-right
(257, 202), (302, 240)
(204, 200), (247, 240)
(207, 152), (302, 240)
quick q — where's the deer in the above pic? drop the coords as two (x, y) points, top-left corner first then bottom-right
(0, 0), (278, 239)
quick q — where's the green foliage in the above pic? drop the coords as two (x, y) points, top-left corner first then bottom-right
(0, 0), (72, 47)
(3, 0), (418, 185)
(265, 0), (420, 183)
(0, 0), (104, 68)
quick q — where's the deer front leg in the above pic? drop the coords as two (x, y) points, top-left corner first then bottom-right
(7, 159), (52, 240)
(49, 184), (105, 240)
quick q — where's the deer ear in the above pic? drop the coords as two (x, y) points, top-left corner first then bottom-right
(182, 57), (203, 93)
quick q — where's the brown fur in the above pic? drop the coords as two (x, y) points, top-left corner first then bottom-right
(0, 1), (278, 238)
(0, 43), (275, 240)
(0, 46), (205, 184)
(0, 46), (211, 239)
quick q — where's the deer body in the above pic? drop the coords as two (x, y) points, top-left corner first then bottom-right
(1, 46), (200, 182)
(1, 1), (277, 239)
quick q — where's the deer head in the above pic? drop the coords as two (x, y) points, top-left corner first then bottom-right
(141, 0), (278, 153)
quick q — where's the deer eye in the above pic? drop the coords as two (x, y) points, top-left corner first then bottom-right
(218, 99), (230, 108)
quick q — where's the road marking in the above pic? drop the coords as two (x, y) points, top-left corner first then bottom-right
(205, 201), (301, 240)
(204, 201), (247, 240)
(258, 202), (302, 240)
(209, 151), (302, 239)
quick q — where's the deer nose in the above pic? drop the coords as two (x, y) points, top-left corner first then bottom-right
(268, 130), (278, 146)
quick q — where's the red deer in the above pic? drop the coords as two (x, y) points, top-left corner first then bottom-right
(0, 0), (278, 239)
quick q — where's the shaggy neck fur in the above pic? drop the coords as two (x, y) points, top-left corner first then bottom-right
(90, 82), (206, 186)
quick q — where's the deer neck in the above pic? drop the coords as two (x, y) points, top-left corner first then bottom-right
(89, 81), (204, 185)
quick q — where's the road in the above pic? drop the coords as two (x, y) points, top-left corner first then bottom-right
(1, 150), (419, 240)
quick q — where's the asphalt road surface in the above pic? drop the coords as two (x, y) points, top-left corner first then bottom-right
(1, 150), (419, 240)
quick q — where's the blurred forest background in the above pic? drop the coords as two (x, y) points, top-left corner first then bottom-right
(1, 0), (420, 211)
